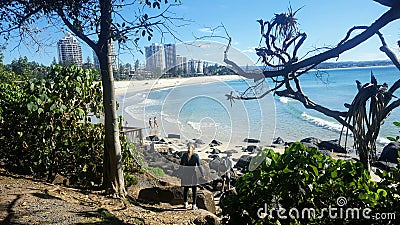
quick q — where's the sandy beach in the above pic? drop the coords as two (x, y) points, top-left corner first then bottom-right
(114, 75), (241, 96)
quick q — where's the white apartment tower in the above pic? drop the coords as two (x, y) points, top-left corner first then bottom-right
(145, 43), (164, 74)
(176, 55), (187, 75)
(164, 44), (176, 74)
(188, 59), (203, 74)
(93, 42), (118, 71)
(57, 32), (83, 67)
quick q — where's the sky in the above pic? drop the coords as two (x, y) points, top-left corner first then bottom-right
(2, 0), (400, 66)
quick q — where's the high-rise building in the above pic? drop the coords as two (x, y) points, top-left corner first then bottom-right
(164, 44), (176, 74)
(176, 55), (187, 75)
(57, 32), (83, 67)
(93, 42), (118, 71)
(188, 59), (203, 74)
(145, 43), (164, 74)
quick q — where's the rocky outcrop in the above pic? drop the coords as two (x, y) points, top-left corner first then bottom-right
(300, 137), (321, 149)
(318, 139), (346, 153)
(138, 187), (216, 213)
(243, 138), (260, 143)
(235, 155), (252, 171)
(194, 214), (220, 225)
(273, 137), (285, 144)
(379, 142), (400, 163)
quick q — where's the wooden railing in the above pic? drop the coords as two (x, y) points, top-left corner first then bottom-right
(120, 126), (144, 146)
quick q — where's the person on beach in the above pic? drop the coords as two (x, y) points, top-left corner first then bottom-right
(180, 142), (205, 210)
(149, 117), (152, 129)
(220, 153), (236, 192)
(153, 116), (158, 129)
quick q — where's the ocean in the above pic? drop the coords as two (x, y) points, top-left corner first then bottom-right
(120, 66), (400, 151)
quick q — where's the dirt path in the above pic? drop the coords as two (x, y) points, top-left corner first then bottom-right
(0, 172), (219, 225)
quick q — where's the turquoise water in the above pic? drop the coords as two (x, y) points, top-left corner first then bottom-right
(121, 66), (400, 149)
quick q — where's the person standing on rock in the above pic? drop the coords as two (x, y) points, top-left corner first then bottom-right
(180, 142), (205, 210)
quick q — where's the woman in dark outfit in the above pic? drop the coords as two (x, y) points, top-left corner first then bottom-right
(180, 143), (204, 210)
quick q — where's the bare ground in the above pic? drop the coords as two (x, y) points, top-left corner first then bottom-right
(0, 170), (218, 225)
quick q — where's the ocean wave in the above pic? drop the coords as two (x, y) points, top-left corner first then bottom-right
(301, 112), (344, 133)
(187, 121), (202, 133)
(301, 112), (391, 147)
(377, 137), (391, 146)
(279, 97), (289, 104)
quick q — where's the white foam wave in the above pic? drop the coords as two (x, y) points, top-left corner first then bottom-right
(279, 97), (289, 104)
(377, 137), (391, 146)
(187, 121), (201, 133)
(301, 112), (343, 133)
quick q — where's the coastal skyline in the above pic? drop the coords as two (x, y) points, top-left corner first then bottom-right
(2, 0), (399, 66)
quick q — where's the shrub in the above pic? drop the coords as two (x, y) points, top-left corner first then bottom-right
(0, 65), (104, 187)
(220, 142), (400, 225)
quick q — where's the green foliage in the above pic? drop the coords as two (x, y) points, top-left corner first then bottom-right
(0, 65), (104, 186)
(387, 121), (400, 142)
(220, 143), (400, 225)
(124, 173), (138, 187)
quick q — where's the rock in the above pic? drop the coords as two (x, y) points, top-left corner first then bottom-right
(379, 142), (400, 163)
(244, 145), (258, 152)
(318, 139), (346, 153)
(208, 155), (220, 160)
(301, 142), (319, 149)
(194, 214), (220, 225)
(243, 138), (260, 143)
(196, 190), (216, 214)
(273, 137), (285, 144)
(373, 161), (398, 171)
(209, 159), (221, 171)
(193, 139), (205, 145)
(138, 186), (184, 205)
(211, 148), (221, 154)
(319, 150), (332, 158)
(52, 174), (69, 186)
(235, 155), (252, 170)
(146, 135), (159, 141)
(209, 140), (222, 147)
(224, 149), (238, 155)
(300, 137), (321, 148)
(138, 187), (216, 213)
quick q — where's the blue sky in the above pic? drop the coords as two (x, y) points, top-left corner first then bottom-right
(2, 0), (399, 66)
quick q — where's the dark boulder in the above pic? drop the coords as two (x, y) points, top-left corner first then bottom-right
(211, 148), (221, 154)
(235, 155), (252, 170)
(146, 135), (159, 141)
(379, 142), (400, 163)
(193, 139), (205, 145)
(300, 137), (321, 148)
(194, 214), (220, 225)
(243, 138), (260, 143)
(224, 149), (238, 155)
(208, 155), (220, 160)
(318, 139), (346, 153)
(273, 137), (285, 144)
(244, 145), (259, 153)
(373, 161), (398, 171)
(138, 187), (216, 213)
(209, 140), (223, 147)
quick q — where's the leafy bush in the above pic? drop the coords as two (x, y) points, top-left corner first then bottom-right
(0, 65), (104, 186)
(220, 143), (400, 225)
(124, 173), (138, 187)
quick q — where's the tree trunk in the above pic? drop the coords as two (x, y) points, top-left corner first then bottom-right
(97, 42), (126, 197)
